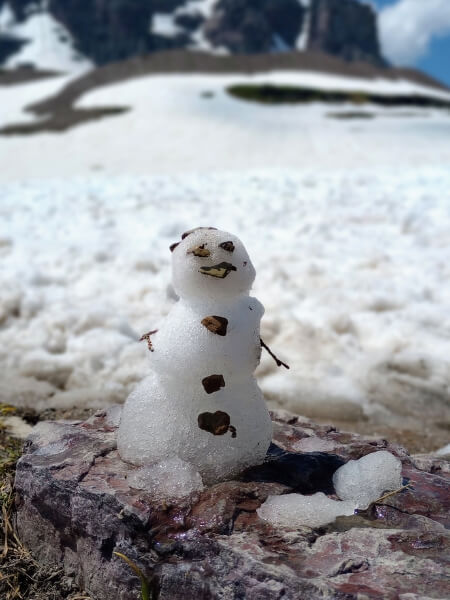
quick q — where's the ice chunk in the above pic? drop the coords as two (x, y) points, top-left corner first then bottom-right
(127, 457), (204, 499)
(257, 492), (356, 529)
(333, 451), (403, 509)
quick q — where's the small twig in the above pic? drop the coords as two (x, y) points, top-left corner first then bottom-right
(373, 483), (412, 505)
(139, 330), (158, 352)
(260, 338), (290, 369)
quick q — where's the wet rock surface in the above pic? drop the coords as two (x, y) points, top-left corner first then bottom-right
(15, 408), (450, 600)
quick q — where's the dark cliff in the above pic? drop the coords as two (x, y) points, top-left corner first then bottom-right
(0, 0), (386, 68)
(309, 0), (384, 65)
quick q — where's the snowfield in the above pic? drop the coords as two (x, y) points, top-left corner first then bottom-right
(1, 167), (449, 450)
(0, 69), (449, 450)
(1, 71), (450, 180)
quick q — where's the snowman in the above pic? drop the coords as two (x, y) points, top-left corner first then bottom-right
(118, 227), (288, 484)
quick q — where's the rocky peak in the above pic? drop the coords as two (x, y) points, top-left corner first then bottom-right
(205, 0), (306, 54)
(0, 0), (386, 70)
(309, 0), (384, 65)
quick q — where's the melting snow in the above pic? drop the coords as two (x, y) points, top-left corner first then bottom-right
(257, 492), (356, 529)
(333, 451), (403, 509)
(127, 457), (204, 498)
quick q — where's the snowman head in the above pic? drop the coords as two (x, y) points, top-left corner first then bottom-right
(170, 228), (256, 301)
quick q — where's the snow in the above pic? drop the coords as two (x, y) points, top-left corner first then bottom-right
(257, 492), (356, 529)
(0, 166), (449, 445)
(296, 0), (311, 51)
(258, 451), (403, 528)
(151, 14), (182, 38)
(127, 457), (204, 498)
(333, 451), (403, 509)
(1, 71), (450, 182)
(0, 2), (15, 29)
(0, 69), (449, 452)
(1, 415), (33, 439)
(175, 0), (217, 19)
(151, 0), (225, 53)
(118, 228), (272, 482)
(172, 228), (256, 301)
(436, 444), (450, 457)
(0, 3), (92, 74)
(0, 73), (74, 128)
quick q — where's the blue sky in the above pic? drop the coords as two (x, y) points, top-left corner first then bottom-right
(370, 0), (450, 87)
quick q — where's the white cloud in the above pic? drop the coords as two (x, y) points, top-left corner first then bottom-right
(378, 0), (450, 65)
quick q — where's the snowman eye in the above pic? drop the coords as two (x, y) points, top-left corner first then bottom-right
(219, 241), (235, 253)
(187, 244), (211, 257)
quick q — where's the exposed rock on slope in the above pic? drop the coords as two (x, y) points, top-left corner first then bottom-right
(204, 0), (305, 54)
(309, 0), (384, 65)
(0, 0), (385, 69)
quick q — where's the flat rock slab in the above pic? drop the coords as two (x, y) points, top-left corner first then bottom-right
(15, 408), (450, 600)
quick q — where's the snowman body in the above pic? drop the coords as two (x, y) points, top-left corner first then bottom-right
(118, 228), (272, 483)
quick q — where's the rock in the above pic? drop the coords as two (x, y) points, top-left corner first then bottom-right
(204, 0), (305, 54)
(15, 409), (450, 600)
(308, 0), (385, 66)
(48, 0), (156, 65)
(0, 33), (26, 64)
(0, 0), (386, 68)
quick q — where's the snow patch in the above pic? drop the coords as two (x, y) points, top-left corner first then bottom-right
(1, 5), (92, 74)
(151, 13), (182, 38)
(333, 451), (403, 509)
(1, 415), (33, 439)
(296, 0), (311, 51)
(176, 0), (217, 19)
(127, 457), (204, 498)
(436, 444), (450, 457)
(0, 166), (449, 443)
(257, 492), (356, 529)
(0, 2), (15, 29)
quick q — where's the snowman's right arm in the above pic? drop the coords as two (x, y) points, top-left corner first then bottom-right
(139, 329), (158, 352)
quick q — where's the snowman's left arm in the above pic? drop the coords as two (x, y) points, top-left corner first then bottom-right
(260, 338), (290, 370)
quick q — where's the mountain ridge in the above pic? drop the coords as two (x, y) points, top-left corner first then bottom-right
(0, 0), (385, 71)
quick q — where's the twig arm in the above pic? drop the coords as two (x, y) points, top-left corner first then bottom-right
(139, 329), (158, 352)
(260, 338), (290, 369)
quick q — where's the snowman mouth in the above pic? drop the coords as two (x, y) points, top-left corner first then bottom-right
(199, 262), (237, 279)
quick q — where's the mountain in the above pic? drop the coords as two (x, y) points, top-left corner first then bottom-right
(0, 0), (385, 72)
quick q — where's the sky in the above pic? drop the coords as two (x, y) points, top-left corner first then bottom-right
(371, 0), (450, 87)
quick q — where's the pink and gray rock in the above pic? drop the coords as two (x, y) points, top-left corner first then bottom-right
(15, 409), (450, 600)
